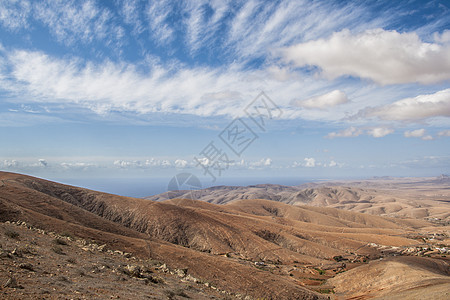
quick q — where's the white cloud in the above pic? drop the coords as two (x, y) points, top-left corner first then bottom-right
(174, 159), (188, 168)
(0, 0), (31, 30)
(404, 128), (434, 140)
(33, 0), (120, 46)
(360, 89), (450, 122)
(404, 128), (426, 138)
(0, 48), (318, 120)
(434, 30), (450, 44)
(113, 159), (175, 169)
(113, 160), (133, 168)
(304, 157), (315, 167)
(226, 1), (386, 61)
(328, 160), (337, 167)
(248, 158), (273, 169)
(438, 129), (450, 137)
(38, 159), (48, 167)
(146, 0), (174, 45)
(326, 126), (363, 138)
(2, 159), (19, 168)
(0, 2), (449, 130)
(367, 127), (394, 138)
(282, 28), (450, 85)
(327, 126), (394, 138)
(60, 162), (97, 170)
(291, 90), (348, 110)
(121, 0), (144, 35)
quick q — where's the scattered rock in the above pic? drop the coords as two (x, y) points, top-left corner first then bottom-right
(125, 265), (141, 277)
(3, 277), (24, 289)
(158, 264), (169, 272)
(184, 274), (200, 283)
(11, 247), (22, 257)
(174, 268), (188, 277)
(18, 263), (34, 271)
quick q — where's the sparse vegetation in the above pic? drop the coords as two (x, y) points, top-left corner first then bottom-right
(317, 288), (334, 294)
(314, 268), (325, 275)
(1, 173), (449, 300)
(307, 277), (325, 281)
(58, 275), (70, 283)
(333, 255), (344, 262)
(53, 238), (68, 245)
(61, 232), (74, 239)
(5, 229), (20, 239)
(147, 259), (164, 266)
(19, 262), (34, 271)
(51, 245), (65, 255)
(164, 288), (190, 299)
(67, 258), (77, 264)
(164, 289), (176, 299)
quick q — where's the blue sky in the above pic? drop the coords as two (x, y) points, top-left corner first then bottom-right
(0, 0), (449, 194)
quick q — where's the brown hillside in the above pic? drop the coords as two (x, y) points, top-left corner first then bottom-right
(1, 172), (448, 299)
(147, 178), (450, 221)
(0, 172), (327, 299)
(328, 256), (450, 299)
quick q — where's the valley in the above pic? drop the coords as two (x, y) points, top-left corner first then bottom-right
(1, 172), (449, 299)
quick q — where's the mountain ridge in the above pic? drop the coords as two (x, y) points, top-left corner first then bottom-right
(1, 171), (449, 299)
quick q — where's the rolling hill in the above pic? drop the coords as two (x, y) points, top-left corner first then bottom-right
(147, 176), (450, 222)
(1, 171), (449, 299)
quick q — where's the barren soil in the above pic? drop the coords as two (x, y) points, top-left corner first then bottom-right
(1, 171), (449, 299)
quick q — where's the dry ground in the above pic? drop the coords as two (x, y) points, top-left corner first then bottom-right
(1, 171), (449, 299)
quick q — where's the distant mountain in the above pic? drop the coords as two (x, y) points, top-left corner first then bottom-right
(146, 176), (450, 221)
(1, 171), (448, 299)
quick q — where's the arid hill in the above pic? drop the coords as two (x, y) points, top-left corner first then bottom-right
(1, 171), (449, 299)
(328, 256), (450, 299)
(0, 171), (326, 299)
(147, 176), (450, 221)
(0, 220), (225, 299)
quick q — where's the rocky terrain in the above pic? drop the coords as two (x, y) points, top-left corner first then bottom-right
(1, 171), (449, 299)
(1, 220), (224, 299)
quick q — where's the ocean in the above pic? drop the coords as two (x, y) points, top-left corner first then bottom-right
(54, 176), (311, 198)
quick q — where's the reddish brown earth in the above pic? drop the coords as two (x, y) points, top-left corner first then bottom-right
(1, 171), (449, 299)
(0, 221), (225, 299)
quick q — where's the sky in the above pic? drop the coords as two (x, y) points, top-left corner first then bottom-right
(0, 0), (449, 196)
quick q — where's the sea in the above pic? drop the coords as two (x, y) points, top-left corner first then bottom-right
(54, 176), (312, 198)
